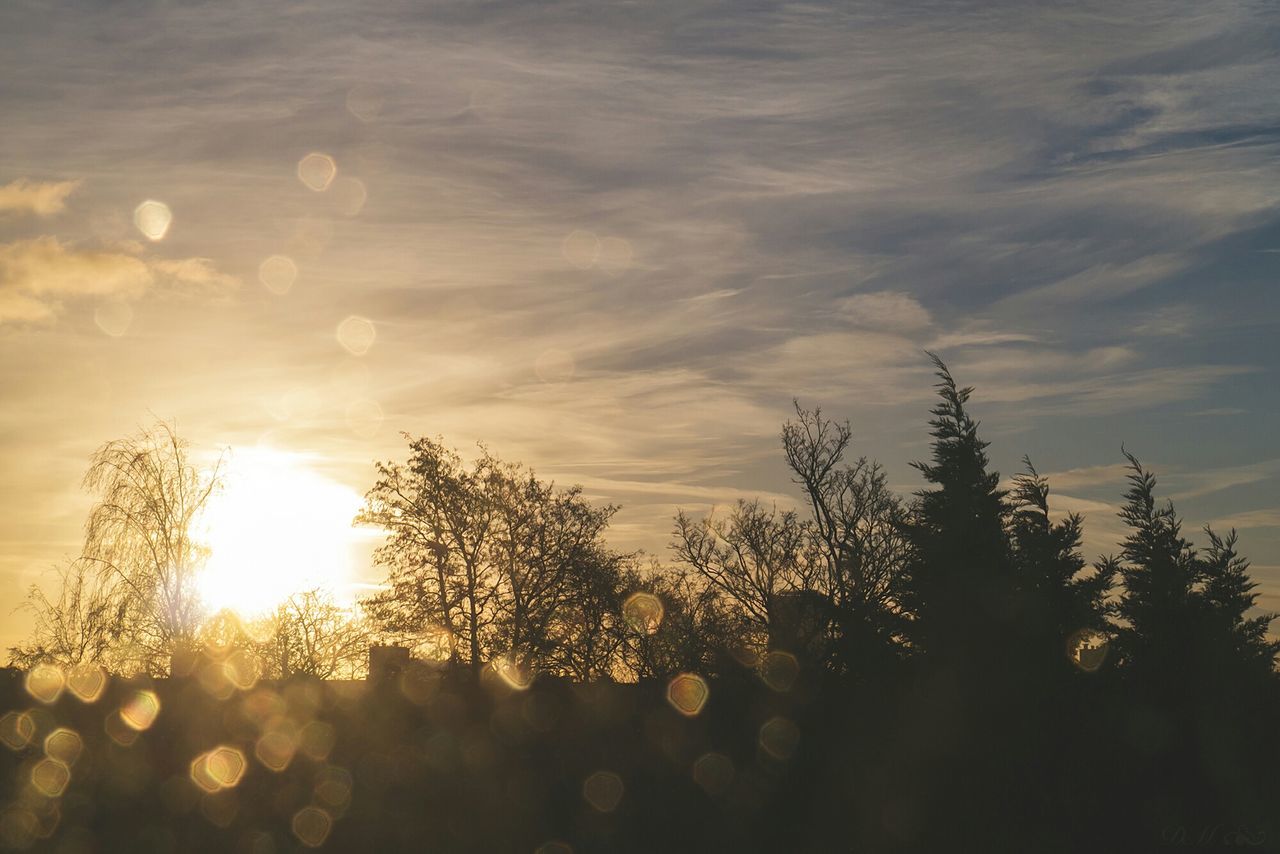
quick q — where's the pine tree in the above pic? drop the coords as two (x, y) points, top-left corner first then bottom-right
(1008, 458), (1114, 676)
(1196, 527), (1278, 681)
(1113, 452), (1211, 692)
(900, 354), (1015, 664)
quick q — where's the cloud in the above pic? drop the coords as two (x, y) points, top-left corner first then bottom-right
(1208, 508), (1280, 530)
(0, 236), (238, 325)
(0, 178), (79, 217)
(838, 291), (931, 331)
(0, 237), (150, 323)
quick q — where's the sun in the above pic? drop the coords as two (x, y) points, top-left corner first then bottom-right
(197, 447), (365, 618)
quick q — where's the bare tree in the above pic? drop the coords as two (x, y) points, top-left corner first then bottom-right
(782, 402), (910, 672)
(79, 420), (221, 674)
(488, 466), (618, 669)
(360, 436), (619, 678)
(8, 559), (126, 670)
(670, 499), (819, 647)
(265, 590), (371, 680)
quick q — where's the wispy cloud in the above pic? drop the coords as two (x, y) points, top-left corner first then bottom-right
(1, 0), (1279, 643)
(0, 235), (237, 325)
(0, 178), (79, 217)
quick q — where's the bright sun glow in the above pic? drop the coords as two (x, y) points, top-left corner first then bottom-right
(197, 447), (365, 618)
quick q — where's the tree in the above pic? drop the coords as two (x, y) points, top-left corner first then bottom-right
(782, 402), (910, 675)
(541, 547), (633, 681)
(899, 354), (1016, 665)
(1008, 458), (1114, 676)
(488, 466), (618, 669)
(78, 421), (221, 675)
(1113, 452), (1277, 689)
(670, 499), (819, 651)
(358, 436), (494, 673)
(8, 559), (126, 670)
(1197, 527), (1279, 679)
(359, 435), (620, 677)
(265, 590), (371, 680)
(619, 563), (740, 680)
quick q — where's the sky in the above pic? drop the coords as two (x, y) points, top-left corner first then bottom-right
(2, 0), (1278, 651)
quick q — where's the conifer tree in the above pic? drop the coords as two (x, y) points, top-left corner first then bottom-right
(1008, 458), (1114, 675)
(900, 354), (1015, 663)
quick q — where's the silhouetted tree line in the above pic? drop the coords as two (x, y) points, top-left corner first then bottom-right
(7, 355), (1279, 850)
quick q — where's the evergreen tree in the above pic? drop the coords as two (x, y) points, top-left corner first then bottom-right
(1196, 527), (1279, 681)
(900, 354), (1015, 664)
(1008, 458), (1114, 676)
(1112, 452), (1210, 691)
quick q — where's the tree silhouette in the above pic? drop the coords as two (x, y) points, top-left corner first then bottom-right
(782, 402), (909, 677)
(670, 499), (818, 654)
(899, 354), (1016, 666)
(7, 559), (125, 670)
(359, 434), (622, 677)
(78, 420), (221, 675)
(1114, 452), (1277, 686)
(1008, 458), (1114, 676)
(265, 589), (372, 680)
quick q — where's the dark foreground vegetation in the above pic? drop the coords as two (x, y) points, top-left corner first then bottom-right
(3, 356), (1277, 852)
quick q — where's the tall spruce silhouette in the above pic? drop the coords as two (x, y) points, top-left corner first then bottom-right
(1110, 451), (1279, 833)
(900, 354), (1016, 666)
(1008, 458), (1114, 677)
(1111, 451), (1278, 690)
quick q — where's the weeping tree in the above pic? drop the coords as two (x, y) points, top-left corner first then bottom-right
(79, 421), (221, 675)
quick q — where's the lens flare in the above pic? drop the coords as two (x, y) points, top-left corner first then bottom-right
(1068, 628), (1109, 673)
(120, 691), (161, 731)
(31, 758), (71, 798)
(292, 806), (332, 847)
(133, 200), (172, 240)
(759, 650), (800, 692)
(223, 649), (261, 691)
(43, 729), (83, 766)
(314, 766), (353, 810)
(94, 301), (134, 337)
(598, 236), (634, 274)
(297, 153), (337, 192)
(582, 771), (624, 813)
(299, 720), (336, 761)
(336, 315), (376, 356)
(66, 664), (107, 703)
(0, 711), (36, 751)
(758, 716), (800, 760)
(191, 746), (247, 792)
(666, 673), (709, 717)
(692, 751), (735, 796)
(345, 397), (384, 438)
(255, 728), (298, 772)
(561, 229), (600, 269)
(25, 664), (65, 705)
(623, 592), (664, 635)
(491, 655), (534, 691)
(258, 255), (298, 295)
